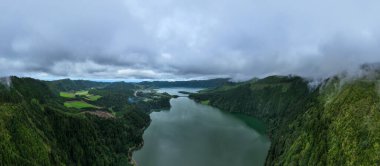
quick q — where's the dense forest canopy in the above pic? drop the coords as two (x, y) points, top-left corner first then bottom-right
(0, 76), (172, 165)
(138, 78), (232, 88)
(1, 73), (380, 165)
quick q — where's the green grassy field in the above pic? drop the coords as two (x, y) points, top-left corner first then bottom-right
(85, 95), (102, 101)
(60, 92), (76, 98)
(64, 101), (99, 109)
(60, 90), (101, 101)
(75, 90), (88, 96)
(201, 100), (210, 105)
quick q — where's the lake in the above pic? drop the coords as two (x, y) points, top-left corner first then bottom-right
(133, 88), (270, 166)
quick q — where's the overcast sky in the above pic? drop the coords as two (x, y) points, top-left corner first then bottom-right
(1, 0), (380, 81)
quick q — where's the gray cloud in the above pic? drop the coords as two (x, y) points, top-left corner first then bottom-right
(1, 0), (380, 80)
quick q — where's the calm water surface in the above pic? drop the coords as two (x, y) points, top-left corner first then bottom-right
(133, 88), (270, 166)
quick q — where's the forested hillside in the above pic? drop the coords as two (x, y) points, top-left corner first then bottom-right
(190, 75), (380, 165)
(46, 79), (110, 93)
(0, 77), (169, 166)
(138, 78), (232, 88)
(88, 82), (171, 113)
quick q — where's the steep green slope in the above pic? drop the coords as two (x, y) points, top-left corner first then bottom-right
(277, 78), (380, 165)
(0, 77), (150, 165)
(190, 75), (380, 165)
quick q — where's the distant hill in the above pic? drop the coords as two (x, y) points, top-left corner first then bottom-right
(47, 78), (231, 92)
(138, 78), (232, 88)
(190, 74), (380, 165)
(46, 79), (110, 93)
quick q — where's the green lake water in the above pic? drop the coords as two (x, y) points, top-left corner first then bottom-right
(133, 88), (270, 166)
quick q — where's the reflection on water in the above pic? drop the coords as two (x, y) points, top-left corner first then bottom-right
(133, 88), (270, 166)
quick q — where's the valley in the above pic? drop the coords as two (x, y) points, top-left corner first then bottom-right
(0, 77), (172, 165)
(2, 1), (379, 165)
(1, 75), (380, 165)
(133, 88), (270, 166)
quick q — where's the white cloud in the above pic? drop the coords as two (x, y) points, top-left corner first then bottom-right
(1, 0), (380, 80)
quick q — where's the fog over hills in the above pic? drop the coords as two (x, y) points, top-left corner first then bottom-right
(1, 0), (380, 80)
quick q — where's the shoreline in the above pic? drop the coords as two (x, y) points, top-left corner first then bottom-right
(131, 158), (138, 166)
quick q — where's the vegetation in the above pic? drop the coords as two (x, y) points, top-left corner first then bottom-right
(88, 82), (137, 112)
(60, 92), (76, 98)
(89, 83), (171, 114)
(200, 100), (210, 105)
(46, 79), (109, 94)
(75, 90), (88, 95)
(190, 75), (380, 165)
(64, 101), (100, 109)
(138, 78), (232, 88)
(86, 95), (102, 101)
(4, 74), (380, 165)
(0, 76), (171, 165)
(60, 90), (102, 101)
(178, 91), (192, 95)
